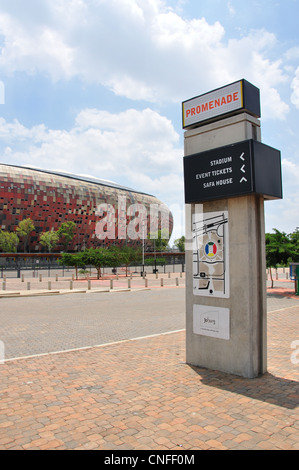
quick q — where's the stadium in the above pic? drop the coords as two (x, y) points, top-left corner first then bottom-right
(0, 163), (173, 252)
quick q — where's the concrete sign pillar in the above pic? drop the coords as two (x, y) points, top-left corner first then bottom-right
(183, 81), (282, 378)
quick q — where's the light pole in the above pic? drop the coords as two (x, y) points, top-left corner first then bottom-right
(142, 222), (145, 277)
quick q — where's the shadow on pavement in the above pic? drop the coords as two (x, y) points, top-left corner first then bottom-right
(188, 365), (299, 410)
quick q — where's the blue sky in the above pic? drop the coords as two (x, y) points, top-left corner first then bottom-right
(0, 0), (299, 242)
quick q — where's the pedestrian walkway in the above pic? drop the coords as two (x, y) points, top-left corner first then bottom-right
(0, 289), (298, 450)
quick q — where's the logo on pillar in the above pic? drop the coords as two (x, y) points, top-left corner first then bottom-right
(205, 242), (218, 258)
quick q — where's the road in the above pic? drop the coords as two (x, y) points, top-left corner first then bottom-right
(0, 287), (298, 360)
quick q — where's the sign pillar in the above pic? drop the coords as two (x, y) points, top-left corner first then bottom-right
(183, 80), (282, 378)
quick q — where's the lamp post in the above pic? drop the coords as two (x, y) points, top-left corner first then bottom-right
(142, 222), (145, 277)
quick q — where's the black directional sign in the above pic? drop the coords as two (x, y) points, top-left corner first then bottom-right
(184, 139), (282, 203)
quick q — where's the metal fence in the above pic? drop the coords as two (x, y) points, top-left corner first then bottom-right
(0, 253), (185, 278)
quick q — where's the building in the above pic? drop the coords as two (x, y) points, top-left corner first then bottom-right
(0, 163), (173, 252)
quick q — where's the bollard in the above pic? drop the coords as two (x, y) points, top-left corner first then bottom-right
(70, 281), (73, 290)
(56, 274), (58, 282)
(145, 279), (148, 288)
(176, 277), (179, 286)
(110, 279), (113, 290)
(48, 281), (51, 290)
(180, 272), (182, 278)
(116, 274), (119, 280)
(3, 274), (6, 282)
(27, 282), (30, 290)
(21, 274), (24, 282)
(156, 272), (158, 279)
(2, 281), (6, 291)
(72, 274), (75, 281)
(286, 272), (289, 280)
(39, 274), (42, 282)
(128, 279), (131, 289)
(88, 279), (91, 290)
(161, 278), (164, 287)
(168, 272), (170, 278)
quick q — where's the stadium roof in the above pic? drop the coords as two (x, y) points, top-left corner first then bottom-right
(0, 163), (153, 196)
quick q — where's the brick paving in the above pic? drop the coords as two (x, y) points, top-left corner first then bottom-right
(0, 285), (298, 450)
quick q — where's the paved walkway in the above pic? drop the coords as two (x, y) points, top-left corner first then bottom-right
(0, 285), (298, 450)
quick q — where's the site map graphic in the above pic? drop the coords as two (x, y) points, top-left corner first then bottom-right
(192, 211), (229, 298)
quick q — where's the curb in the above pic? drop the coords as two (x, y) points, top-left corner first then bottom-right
(0, 287), (152, 298)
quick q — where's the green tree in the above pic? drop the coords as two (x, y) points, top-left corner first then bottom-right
(111, 246), (142, 277)
(57, 221), (76, 252)
(16, 218), (35, 252)
(82, 248), (111, 279)
(0, 231), (19, 253)
(288, 228), (299, 262)
(265, 229), (297, 287)
(59, 252), (85, 280)
(148, 228), (170, 252)
(39, 231), (59, 253)
(174, 235), (185, 252)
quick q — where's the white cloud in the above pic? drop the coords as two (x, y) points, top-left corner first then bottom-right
(291, 66), (299, 109)
(0, 107), (183, 206)
(227, 2), (236, 16)
(0, 10), (75, 80)
(0, 0), (289, 118)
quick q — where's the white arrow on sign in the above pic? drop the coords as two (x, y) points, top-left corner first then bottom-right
(241, 164), (246, 173)
(240, 177), (247, 183)
(240, 152), (245, 161)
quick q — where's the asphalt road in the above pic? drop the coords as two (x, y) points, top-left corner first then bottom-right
(0, 288), (186, 359)
(0, 287), (298, 360)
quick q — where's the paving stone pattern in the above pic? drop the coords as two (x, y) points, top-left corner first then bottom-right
(0, 284), (298, 450)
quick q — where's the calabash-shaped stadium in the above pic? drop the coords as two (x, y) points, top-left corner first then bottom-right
(0, 163), (173, 252)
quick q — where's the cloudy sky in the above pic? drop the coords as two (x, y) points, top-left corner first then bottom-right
(0, 0), (299, 242)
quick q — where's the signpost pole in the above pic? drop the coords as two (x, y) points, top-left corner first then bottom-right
(183, 81), (282, 378)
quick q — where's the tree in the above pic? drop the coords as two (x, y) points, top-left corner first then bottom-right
(111, 246), (142, 277)
(39, 231), (59, 253)
(148, 229), (170, 252)
(265, 229), (297, 287)
(59, 252), (85, 280)
(57, 221), (76, 252)
(16, 218), (35, 252)
(82, 248), (110, 279)
(174, 236), (185, 252)
(288, 228), (299, 262)
(0, 231), (19, 253)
